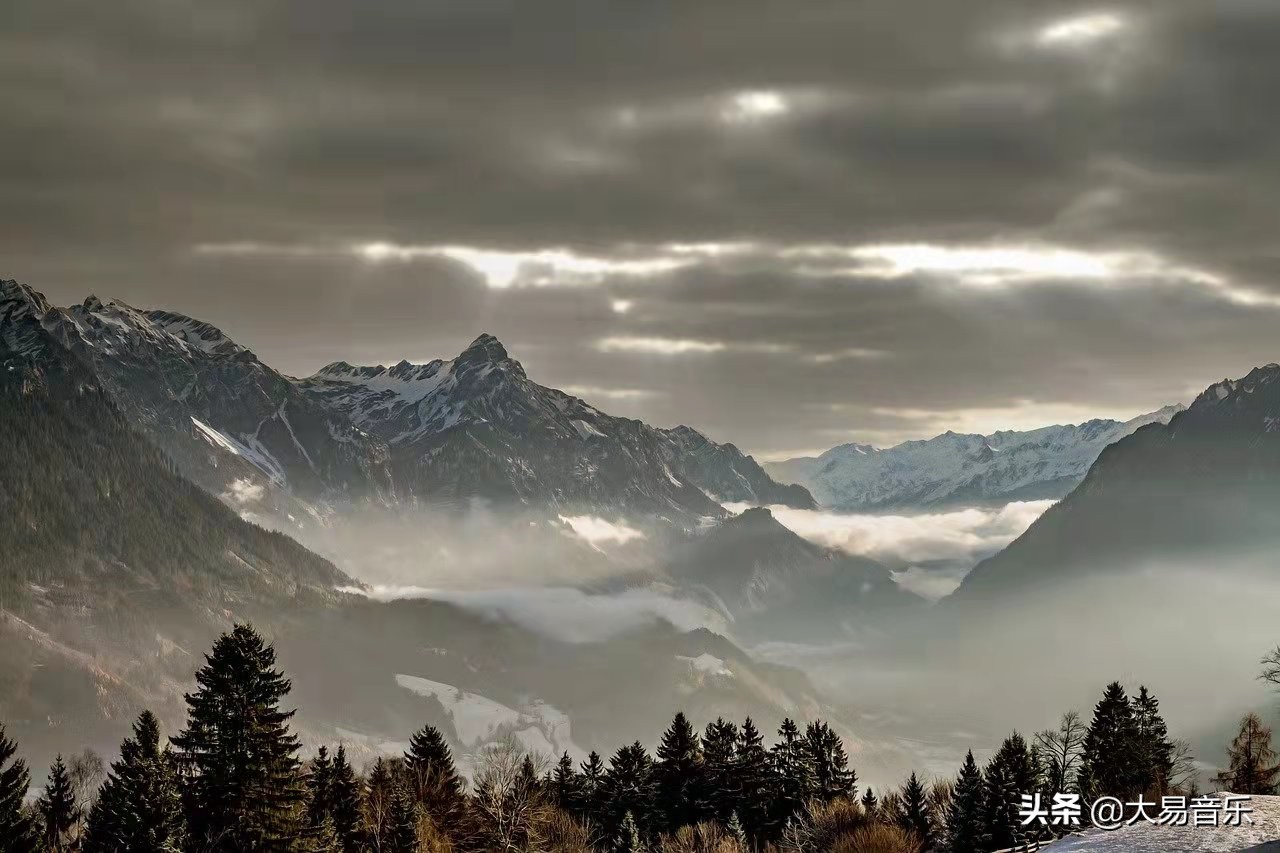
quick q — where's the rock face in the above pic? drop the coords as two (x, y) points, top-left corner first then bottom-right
(768, 407), (1183, 511)
(1, 280), (812, 530)
(954, 364), (1280, 600)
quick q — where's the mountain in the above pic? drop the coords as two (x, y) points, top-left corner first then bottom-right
(767, 406), (1183, 511)
(655, 507), (923, 642)
(0, 277), (843, 774)
(954, 365), (1280, 600)
(0, 284), (356, 763)
(2, 281), (811, 532)
(298, 334), (814, 519)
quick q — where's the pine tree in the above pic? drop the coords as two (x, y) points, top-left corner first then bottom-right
(328, 746), (364, 853)
(613, 810), (646, 853)
(364, 757), (400, 850)
(860, 787), (878, 820)
(602, 742), (655, 838)
(1081, 681), (1141, 800)
(981, 757), (1021, 850)
(1215, 713), (1280, 795)
(945, 751), (984, 853)
(579, 751), (607, 824)
(170, 623), (305, 851)
(896, 772), (931, 848)
(0, 725), (39, 853)
(700, 718), (738, 824)
(735, 717), (771, 842)
(1131, 686), (1174, 793)
(655, 712), (705, 833)
(38, 755), (80, 853)
(726, 811), (748, 848)
(82, 710), (186, 853)
(804, 720), (856, 803)
(385, 780), (421, 853)
(404, 723), (466, 832)
(768, 718), (812, 838)
(306, 746), (335, 830)
(550, 751), (583, 814)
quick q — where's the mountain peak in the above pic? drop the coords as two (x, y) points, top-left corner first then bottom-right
(460, 332), (509, 363)
(0, 278), (51, 318)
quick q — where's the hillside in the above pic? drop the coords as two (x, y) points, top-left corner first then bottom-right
(955, 365), (1280, 600)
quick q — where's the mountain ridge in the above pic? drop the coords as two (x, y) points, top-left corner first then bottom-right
(952, 363), (1280, 600)
(0, 280), (814, 532)
(767, 405), (1183, 511)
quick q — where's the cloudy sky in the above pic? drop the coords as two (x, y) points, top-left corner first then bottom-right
(6, 0), (1280, 456)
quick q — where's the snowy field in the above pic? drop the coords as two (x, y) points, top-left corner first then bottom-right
(1043, 794), (1280, 852)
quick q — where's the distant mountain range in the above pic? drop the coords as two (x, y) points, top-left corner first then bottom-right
(0, 280), (811, 535)
(767, 406), (1183, 511)
(0, 277), (840, 773)
(953, 364), (1280, 600)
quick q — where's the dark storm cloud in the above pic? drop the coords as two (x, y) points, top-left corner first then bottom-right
(5, 0), (1280, 454)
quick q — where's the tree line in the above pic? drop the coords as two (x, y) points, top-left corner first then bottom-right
(2, 625), (1278, 853)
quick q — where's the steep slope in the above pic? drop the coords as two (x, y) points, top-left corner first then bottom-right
(4, 281), (811, 531)
(0, 284), (355, 766)
(299, 333), (814, 523)
(660, 425), (816, 508)
(658, 507), (923, 642)
(768, 407), (1182, 510)
(954, 365), (1280, 600)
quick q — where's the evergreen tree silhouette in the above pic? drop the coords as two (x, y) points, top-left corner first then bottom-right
(700, 718), (738, 824)
(0, 724), (39, 853)
(38, 755), (80, 853)
(1131, 685), (1174, 793)
(550, 751), (583, 813)
(804, 720), (856, 803)
(170, 623), (304, 851)
(735, 717), (771, 842)
(602, 742), (655, 838)
(82, 711), (186, 853)
(945, 751), (984, 853)
(403, 723), (466, 833)
(1081, 682), (1142, 799)
(579, 751), (607, 824)
(860, 787), (878, 820)
(654, 712), (705, 832)
(328, 746), (364, 853)
(896, 771), (931, 848)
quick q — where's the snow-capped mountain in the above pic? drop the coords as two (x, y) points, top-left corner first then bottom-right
(766, 407), (1183, 511)
(295, 332), (814, 520)
(954, 364), (1280, 599)
(1, 279), (811, 529)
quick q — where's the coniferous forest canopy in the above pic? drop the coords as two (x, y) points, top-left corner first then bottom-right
(4, 623), (1278, 853)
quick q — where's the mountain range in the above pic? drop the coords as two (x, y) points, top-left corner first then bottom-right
(0, 280), (811, 537)
(0, 277), (842, 776)
(954, 364), (1280, 600)
(767, 406), (1183, 511)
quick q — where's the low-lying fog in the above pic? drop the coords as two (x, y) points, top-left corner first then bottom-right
(311, 500), (1280, 788)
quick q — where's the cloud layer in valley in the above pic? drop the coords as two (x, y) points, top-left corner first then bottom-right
(344, 585), (729, 644)
(727, 501), (1055, 599)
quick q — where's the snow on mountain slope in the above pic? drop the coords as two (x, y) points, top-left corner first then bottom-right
(298, 332), (814, 522)
(394, 673), (584, 762)
(767, 407), (1183, 511)
(2, 280), (811, 531)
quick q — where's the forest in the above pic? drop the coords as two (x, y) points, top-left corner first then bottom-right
(2, 624), (1278, 853)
